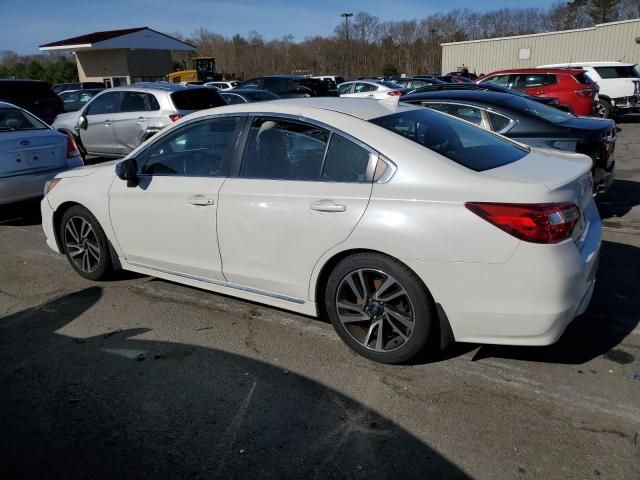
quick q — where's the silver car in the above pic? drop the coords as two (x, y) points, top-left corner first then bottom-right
(1, 102), (83, 205)
(52, 83), (226, 158)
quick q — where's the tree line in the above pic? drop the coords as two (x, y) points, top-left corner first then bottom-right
(1, 0), (639, 84)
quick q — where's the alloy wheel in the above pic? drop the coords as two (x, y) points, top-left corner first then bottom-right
(335, 269), (415, 352)
(64, 216), (101, 273)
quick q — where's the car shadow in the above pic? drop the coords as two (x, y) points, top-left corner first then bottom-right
(596, 179), (640, 223)
(0, 287), (471, 480)
(470, 240), (639, 365)
(0, 199), (42, 226)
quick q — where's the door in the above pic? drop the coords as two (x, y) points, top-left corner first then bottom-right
(217, 116), (375, 300)
(112, 91), (159, 155)
(109, 115), (244, 280)
(79, 91), (122, 155)
(343, 82), (377, 98)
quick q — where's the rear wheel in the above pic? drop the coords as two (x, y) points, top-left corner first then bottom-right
(60, 205), (112, 281)
(325, 252), (435, 364)
(596, 99), (612, 118)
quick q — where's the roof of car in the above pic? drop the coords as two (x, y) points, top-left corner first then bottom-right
(190, 97), (421, 121)
(0, 79), (49, 84)
(540, 61), (636, 68)
(403, 90), (513, 104)
(126, 82), (213, 92)
(485, 68), (586, 75)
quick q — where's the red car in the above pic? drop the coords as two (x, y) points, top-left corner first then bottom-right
(477, 68), (597, 116)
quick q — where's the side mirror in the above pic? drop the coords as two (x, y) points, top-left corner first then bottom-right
(115, 158), (138, 187)
(77, 115), (88, 130)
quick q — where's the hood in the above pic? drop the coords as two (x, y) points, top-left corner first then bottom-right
(56, 159), (119, 179)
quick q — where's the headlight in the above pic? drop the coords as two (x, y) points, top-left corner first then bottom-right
(44, 178), (61, 196)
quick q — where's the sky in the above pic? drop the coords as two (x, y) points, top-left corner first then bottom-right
(1, 0), (560, 55)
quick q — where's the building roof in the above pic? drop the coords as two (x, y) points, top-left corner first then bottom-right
(39, 27), (196, 52)
(441, 18), (640, 46)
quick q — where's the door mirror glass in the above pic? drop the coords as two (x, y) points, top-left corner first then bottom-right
(115, 158), (138, 186)
(77, 115), (88, 130)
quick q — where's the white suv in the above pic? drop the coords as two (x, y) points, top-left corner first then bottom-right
(539, 62), (640, 118)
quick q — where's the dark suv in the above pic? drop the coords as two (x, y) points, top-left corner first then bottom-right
(52, 82), (106, 95)
(0, 79), (63, 124)
(237, 76), (332, 98)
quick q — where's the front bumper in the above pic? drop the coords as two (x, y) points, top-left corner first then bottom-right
(40, 197), (61, 254)
(613, 95), (640, 110)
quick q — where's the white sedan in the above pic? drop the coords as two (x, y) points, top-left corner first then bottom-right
(41, 98), (601, 364)
(338, 80), (407, 99)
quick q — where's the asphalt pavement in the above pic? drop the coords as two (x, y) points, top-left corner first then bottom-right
(1, 116), (639, 479)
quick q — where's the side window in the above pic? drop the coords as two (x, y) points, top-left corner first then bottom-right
(240, 117), (329, 181)
(263, 78), (287, 92)
(223, 94), (245, 105)
(487, 111), (513, 132)
(449, 104), (483, 126)
(514, 74), (547, 88)
(354, 83), (375, 93)
(148, 94), (160, 111)
(423, 103), (451, 114)
(142, 116), (241, 177)
(120, 92), (150, 112)
(86, 92), (121, 115)
(338, 83), (353, 95)
(547, 74), (557, 86)
(483, 74), (511, 87)
(241, 79), (262, 89)
(321, 134), (371, 183)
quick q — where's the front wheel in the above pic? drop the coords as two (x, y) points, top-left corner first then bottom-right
(325, 253), (436, 364)
(596, 99), (612, 118)
(60, 205), (112, 281)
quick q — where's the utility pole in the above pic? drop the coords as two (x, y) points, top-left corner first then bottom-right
(341, 12), (353, 79)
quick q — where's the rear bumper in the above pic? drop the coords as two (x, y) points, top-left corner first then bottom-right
(0, 164), (79, 205)
(593, 161), (616, 194)
(407, 201), (602, 346)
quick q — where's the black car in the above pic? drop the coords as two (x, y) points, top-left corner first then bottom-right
(0, 79), (63, 124)
(52, 82), (106, 95)
(220, 89), (280, 104)
(237, 75), (332, 98)
(392, 77), (446, 89)
(58, 88), (103, 112)
(402, 90), (616, 192)
(409, 82), (559, 106)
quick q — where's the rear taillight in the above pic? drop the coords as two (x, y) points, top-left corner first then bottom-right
(169, 114), (183, 122)
(66, 135), (79, 158)
(387, 90), (403, 96)
(465, 202), (580, 244)
(576, 89), (595, 98)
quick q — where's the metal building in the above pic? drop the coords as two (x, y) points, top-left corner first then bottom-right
(441, 18), (640, 75)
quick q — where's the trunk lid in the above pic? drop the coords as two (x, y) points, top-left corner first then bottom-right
(0, 130), (67, 178)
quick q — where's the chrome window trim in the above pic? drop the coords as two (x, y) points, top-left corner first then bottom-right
(485, 108), (517, 134)
(128, 261), (305, 304)
(419, 100), (517, 135)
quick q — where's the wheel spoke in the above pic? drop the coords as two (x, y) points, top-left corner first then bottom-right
(80, 219), (90, 239)
(66, 221), (79, 243)
(375, 320), (384, 350)
(82, 252), (90, 271)
(345, 274), (364, 304)
(384, 313), (408, 341)
(364, 320), (379, 348)
(385, 307), (413, 330)
(357, 270), (369, 300)
(339, 313), (370, 325)
(68, 246), (83, 258)
(377, 288), (405, 303)
(374, 275), (397, 300)
(337, 302), (365, 314)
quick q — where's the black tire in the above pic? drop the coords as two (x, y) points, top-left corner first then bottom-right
(325, 252), (436, 364)
(596, 99), (612, 119)
(60, 205), (112, 281)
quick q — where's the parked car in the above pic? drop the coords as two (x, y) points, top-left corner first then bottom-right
(52, 83), (226, 158)
(311, 75), (346, 85)
(477, 68), (597, 116)
(204, 81), (240, 91)
(52, 82), (106, 95)
(42, 98), (600, 364)
(408, 82), (560, 106)
(0, 102), (82, 205)
(338, 80), (408, 99)
(402, 90), (616, 193)
(220, 89), (280, 104)
(0, 79), (63, 124)
(393, 77), (446, 90)
(58, 88), (103, 112)
(236, 75), (332, 98)
(539, 62), (640, 118)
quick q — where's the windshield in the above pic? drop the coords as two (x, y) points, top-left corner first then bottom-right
(380, 81), (404, 89)
(594, 65), (640, 79)
(500, 95), (573, 124)
(0, 107), (49, 131)
(370, 108), (528, 172)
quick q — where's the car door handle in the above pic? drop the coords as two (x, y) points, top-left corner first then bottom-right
(188, 195), (215, 206)
(310, 200), (346, 212)
(104, 120), (113, 126)
(137, 116), (146, 123)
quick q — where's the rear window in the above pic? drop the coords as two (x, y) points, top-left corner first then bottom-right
(170, 89), (226, 110)
(574, 73), (596, 85)
(370, 108), (528, 172)
(501, 95), (574, 124)
(594, 66), (640, 79)
(0, 107), (48, 131)
(380, 81), (404, 89)
(243, 90), (279, 101)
